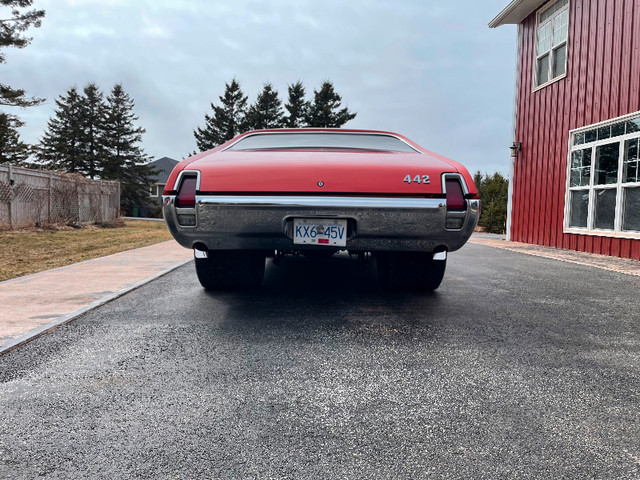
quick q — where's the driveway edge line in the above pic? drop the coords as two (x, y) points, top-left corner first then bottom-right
(0, 258), (193, 356)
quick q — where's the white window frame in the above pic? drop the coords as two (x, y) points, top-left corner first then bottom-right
(533, 0), (569, 91)
(149, 184), (158, 197)
(564, 110), (640, 239)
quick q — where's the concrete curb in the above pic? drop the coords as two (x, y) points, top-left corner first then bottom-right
(0, 258), (192, 356)
(122, 217), (164, 222)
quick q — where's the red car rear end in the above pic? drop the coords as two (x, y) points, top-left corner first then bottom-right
(163, 129), (479, 291)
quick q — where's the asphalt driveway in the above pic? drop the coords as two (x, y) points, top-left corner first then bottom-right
(0, 243), (639, 479)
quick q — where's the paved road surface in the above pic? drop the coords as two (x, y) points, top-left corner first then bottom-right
(1, 243), (639, 479)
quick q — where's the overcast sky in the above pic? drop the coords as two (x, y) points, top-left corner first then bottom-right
(4, 0), (516, 174)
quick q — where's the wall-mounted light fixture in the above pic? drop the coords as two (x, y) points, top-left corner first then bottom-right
(509, 142), (522, 158)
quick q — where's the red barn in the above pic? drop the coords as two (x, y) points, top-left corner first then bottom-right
(490, 0), (640, 260)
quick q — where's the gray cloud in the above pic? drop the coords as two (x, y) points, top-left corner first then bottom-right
(3, 0), (516, 172)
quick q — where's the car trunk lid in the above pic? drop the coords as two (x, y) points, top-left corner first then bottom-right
(188, 150), (457, 195)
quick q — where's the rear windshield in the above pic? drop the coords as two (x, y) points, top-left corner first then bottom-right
(227, 132), (419, 153)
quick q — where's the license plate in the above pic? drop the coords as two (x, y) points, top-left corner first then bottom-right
(293, 218), (347, 247)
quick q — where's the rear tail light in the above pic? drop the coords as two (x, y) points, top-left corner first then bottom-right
(444, 177), (466, 230)
(445, 179), (466, 211)
(175, 175), (197, 226)
(175, 175), (197, 208)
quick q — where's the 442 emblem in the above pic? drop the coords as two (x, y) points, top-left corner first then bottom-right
(403, 174), (430, 184)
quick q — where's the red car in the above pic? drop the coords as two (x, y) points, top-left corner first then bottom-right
(163, 129), (479, 291)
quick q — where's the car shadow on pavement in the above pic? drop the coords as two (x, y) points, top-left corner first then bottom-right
(204, 253), (443, 333)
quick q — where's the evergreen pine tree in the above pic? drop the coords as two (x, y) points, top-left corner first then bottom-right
(1, 1), (45, 165)
(193, 78), (248, 151)
(102, 83), (155, 212)
(79, 82), (106, 179)
(474, 171), (509, 234)
(38, 86), (86, 174)
(0, 113), (30, 164)
(284, 81), (308, 128)
(246, 83), (284, 130)
(0, 1), (45, 108)
(306, 81), (356, 128)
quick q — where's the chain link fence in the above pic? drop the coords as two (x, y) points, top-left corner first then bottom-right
(0, 164), (120, 229)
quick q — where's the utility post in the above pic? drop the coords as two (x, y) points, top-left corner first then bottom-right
(8, 164), (13, 230)
(48, 173), (52, 224)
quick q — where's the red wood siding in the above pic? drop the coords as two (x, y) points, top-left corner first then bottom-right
(512, 0), (640, 259)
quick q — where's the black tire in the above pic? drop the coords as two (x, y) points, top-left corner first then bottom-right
(194, 250), (265, 290)
(376, 251), (446, 291)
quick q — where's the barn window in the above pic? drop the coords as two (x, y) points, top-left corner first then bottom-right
(534, 0), (569, 89)
(565, 112), (640, 238)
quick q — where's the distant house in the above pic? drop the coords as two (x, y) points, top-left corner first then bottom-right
(490, 0), (640, 260)
(148, 157), (179, 205)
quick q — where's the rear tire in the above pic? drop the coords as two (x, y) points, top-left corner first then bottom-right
(195, 250), (265, 290)
(376, 252), (446, 291)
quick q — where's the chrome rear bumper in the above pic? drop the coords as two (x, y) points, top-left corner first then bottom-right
(163, 195), (479, 253)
